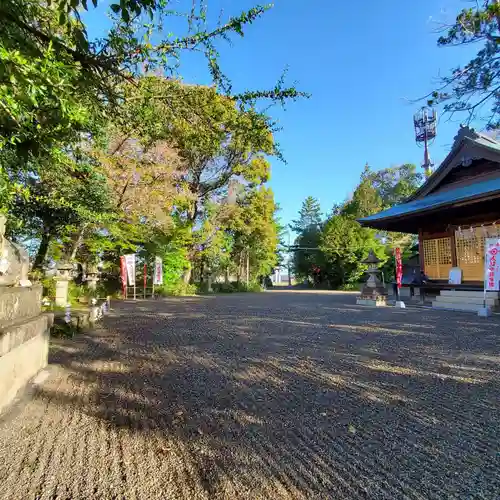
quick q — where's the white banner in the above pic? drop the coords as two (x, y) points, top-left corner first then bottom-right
(153, 256), (163, 285)
(124, 254), (136, 286)
(484, 238), (500, 291)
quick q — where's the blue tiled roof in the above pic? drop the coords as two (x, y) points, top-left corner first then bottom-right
(359, 177), (500, 223)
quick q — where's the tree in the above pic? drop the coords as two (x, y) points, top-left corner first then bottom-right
(119, 77), (278, 282)
(1, 0), (305, 160)
(8, 152), (111, 269)
(320, 215), (385, 288)
(230, 186), (280, 282)
(290, 196), (322, 233)
(291, 163), (421, 289)
(342, 163), (422, 218)
(429, 0), (500, 126)
(292, 227), (325, 285)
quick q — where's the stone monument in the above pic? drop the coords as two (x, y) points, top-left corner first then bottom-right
(0, 215), (53, 413)
(356, 250), (388, 307)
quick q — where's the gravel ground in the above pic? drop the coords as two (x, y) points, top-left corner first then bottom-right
(1, 291), (500, 499)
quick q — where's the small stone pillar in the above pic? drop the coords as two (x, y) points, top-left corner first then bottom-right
(356, 250), (388, 307)
(89, 298), (100, 324)
(54, 262), (73, 307)
(86, 264), (99, 291)
(206, 267), (213, 293)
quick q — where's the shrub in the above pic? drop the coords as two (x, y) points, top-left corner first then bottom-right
(154, 281), (197, 296)
(211, 281), (262, 293)
(212, 282), (236, 293)
(51, 322), (80, 338)
(41, 277), (56, 299)
(68, 282), (86, 305)
(339, 282), (362, 291)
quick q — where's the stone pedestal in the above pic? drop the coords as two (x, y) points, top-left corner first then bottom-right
(55, 279), (70, 307)
(357, 296), (388, 307)
(54, 262), (73, 307)
(0, 286), (53, 414)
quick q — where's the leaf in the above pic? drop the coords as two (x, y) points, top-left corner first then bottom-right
(121, 8), (130, 23)
(58, 10), (67, 25)
(110, 3), (120, 13)
(74, 28), (89, 50)
(92, 0), (98, 6)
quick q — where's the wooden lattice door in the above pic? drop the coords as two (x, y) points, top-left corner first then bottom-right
(454, 225), (500, 281)
(422, 237), (452, 279)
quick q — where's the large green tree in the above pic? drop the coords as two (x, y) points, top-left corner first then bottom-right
(290, 196), (322, 233)
(120, 77), (279, 282)
(342, 163), (422, 218)
(290, 196), (323, 283)
(0, 0), (305, 158)
(320, 215), (385, 288)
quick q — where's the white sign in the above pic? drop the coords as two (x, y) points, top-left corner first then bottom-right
(448, 267), (462, 285)
(484, 238), (500, 291)
(124, 254), (136, 286)
(153, 256), (163, 285)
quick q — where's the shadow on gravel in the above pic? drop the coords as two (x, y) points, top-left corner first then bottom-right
(42, 293), (500, 497)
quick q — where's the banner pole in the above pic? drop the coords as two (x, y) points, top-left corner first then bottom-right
(143, 263), (147, 299)
(152, 259), (155, 298)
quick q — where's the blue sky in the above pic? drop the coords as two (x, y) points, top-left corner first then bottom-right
(85, 0), (480, 227)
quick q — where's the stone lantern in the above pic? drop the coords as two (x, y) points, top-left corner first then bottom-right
(356, 250), (388, 307)
(54, 261), (73, 307)
(86, 263), (99, 291)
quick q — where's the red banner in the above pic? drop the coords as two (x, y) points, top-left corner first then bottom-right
(395, 247), (403, 289)
(120, 256), (127, 298)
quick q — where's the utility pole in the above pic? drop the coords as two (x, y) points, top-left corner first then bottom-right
(285, 231), (292, 286)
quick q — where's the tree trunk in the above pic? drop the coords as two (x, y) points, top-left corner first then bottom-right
(182, 205), (197, 284)
(199, 260), (204, 284)
(236, 251), (243, 284)
(183, 264), (192, 284)
(67, 226), (86, 261)
(33, 232), (51, 270)
(246, 249), (250, 285)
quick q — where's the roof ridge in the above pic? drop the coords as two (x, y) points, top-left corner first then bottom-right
(453, 125), (499, 147)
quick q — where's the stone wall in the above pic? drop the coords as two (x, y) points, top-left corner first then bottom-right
(0, 286), (53, 414)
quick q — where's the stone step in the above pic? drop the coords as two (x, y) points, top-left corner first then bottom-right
(435, 295), (498, 306)
(432, 301), (492, 313)
(440, 290), (499, 298)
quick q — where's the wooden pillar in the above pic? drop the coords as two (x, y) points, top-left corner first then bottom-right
(418, 229), (425, 273)
(449, 226), (458, 267)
